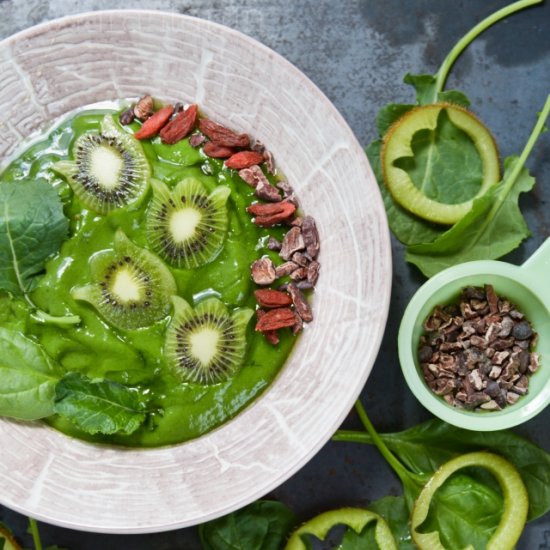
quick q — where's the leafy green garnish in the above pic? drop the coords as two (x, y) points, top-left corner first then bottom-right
(0, 179), (79, 324)
(0, 327), (61, 420)
(199, 500), (297, 550)
(404, 93), (549, 275)
(335, 415), (550, 522)
(335, 402), (536, 548)
(53, 372), (150, 435)
(367, 0), (548, 274)
(0, 180), (67, 296)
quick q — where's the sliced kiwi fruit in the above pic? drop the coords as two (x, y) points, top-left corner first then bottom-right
(165, 296), (253, 384)
(71, 229), (177, 330)
(382, 103), (500, 225)
(53, 115), (151, 214)
(147, 177), (231, 269)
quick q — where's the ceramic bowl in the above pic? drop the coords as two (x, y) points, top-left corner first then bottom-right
(399, 239), (550, 431)
(0, 10), (391, 533)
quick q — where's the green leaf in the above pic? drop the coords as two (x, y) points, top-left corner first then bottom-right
(340, 522), (378, 549)
(393, 109), (484, 204)
(53, 373), (149, 435)
(381, 418), (550, 521)
(199, 500), (297, 550)
(406, 156), (534, 276)
(0, 327), (61, 420)
(366, 141), (444, 246)
(403, 74), (438, 105)
(416, 472), (502, 549)
(375, 104), (415, 136)
(368, 496), (414, 550)
(0, 180), (68, 297)
(437, 90), (470, 107)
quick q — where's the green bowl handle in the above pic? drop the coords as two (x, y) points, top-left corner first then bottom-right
(521, 237), (550, 306)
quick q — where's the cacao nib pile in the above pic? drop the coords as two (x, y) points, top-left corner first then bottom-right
(418, 285), (540, 411)
(121, 95), (320, 346)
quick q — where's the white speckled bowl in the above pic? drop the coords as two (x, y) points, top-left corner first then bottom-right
(0, 10), (391, 533)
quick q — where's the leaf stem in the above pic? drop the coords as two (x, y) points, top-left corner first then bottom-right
(499, 94), (550, 197)
(460, 94), (550, 252)
(332, 429), (373, 444)
(353, 401), (421, 490)
(434, 0), (542, 97)
(31, 309), (81, 326)
(28, 518), (43, 550)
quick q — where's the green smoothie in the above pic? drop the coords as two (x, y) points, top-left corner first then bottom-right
(0, 106), (296, 447)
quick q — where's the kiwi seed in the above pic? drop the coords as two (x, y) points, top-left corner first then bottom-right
(147, 177), (231, 269)
(165, 296), (253, 384)
(71, 229), (177, 330)
(53, 115), (151, 214)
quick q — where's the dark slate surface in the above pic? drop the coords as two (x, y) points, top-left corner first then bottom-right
(0, 1), (549, 548)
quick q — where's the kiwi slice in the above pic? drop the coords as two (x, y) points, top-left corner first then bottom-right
(147, 177), (231, 269)
(53, 115), (151, 214)
(381, 103), (500, 225)
(165, 296), (253, 384)
(71, 229), (177, 330)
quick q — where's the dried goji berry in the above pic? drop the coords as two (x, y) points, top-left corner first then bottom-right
(255, 308), (297, 331)
(254, 289), (292, 308)
(256, 309), (279, 345)
(134, 105), (174, 140)
(199, 119), (250, 148)
(247, 201), (296, 226)
(160, 104), (198, 144)
(225, 151), (264, 170)
(203, 141), (236, 158)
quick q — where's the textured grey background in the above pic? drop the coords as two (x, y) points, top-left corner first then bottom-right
(0, 0), (549, 548)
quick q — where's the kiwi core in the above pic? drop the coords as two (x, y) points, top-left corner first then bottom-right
(111, 268), (143, 303)
(190, 328), (220, 365)
(170, 208), (202, 243)
(90, 146), (124, 190)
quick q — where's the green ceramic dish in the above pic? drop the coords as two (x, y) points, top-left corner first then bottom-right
(399, 238), (550, 431)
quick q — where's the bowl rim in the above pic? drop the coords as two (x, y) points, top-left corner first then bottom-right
(0, 9), (392, 533)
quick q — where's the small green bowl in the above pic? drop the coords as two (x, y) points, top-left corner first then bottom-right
(399, 238), (550, 431)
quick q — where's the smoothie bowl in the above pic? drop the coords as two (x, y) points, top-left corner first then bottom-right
(0, 11), (391, 532)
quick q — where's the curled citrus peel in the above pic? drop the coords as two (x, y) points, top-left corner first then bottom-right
(411, 451), (528, 550)
(382, 103), (500, 225)
(284, 507), (397, 550)
(0, 525), (22, 550)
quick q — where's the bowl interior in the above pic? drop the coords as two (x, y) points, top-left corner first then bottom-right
(0, 10), (391, 533)
(400, 264), (550, 431)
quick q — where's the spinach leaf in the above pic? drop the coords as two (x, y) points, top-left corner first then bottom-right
(366, 74), (475, 248)
(393, 109), (484, 204)
(53, 373), (150, 435)
(0, 327), (61, 420)
(337, 417), (550, 522)
(0, 180), (68, 298)
(406, 157), (534, 276)
(366, 141), (444, 246)
(199, 500), (296, 550)
(338, 497), (412, 550)
(368, 496), (413, 550)
(339, 522), (378, 550)
(417, 472), (502, 550)
(382, 418), (550, 521)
